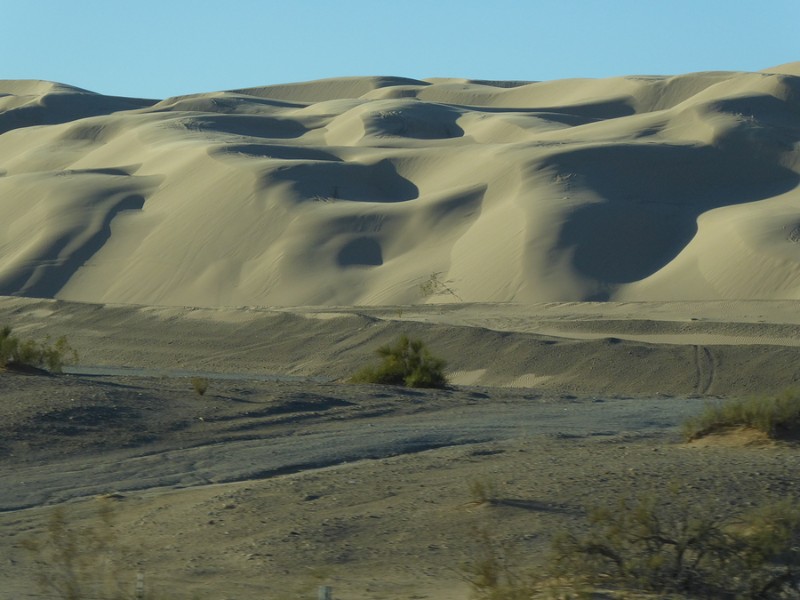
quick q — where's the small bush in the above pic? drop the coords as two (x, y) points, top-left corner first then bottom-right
(21, 501), (138, 600)
(191, 377), (209, 396)
(350, 335), (448, 388)
(0, 325), (78, 373)
(683, 390), (800, 441)
(465, 529), (536, 600)
(468, 478), (500, 506)
(418, 271), (462, 301)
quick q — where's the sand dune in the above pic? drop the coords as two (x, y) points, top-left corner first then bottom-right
(1, 66), (799, 307)
(4, 65), (800, 600)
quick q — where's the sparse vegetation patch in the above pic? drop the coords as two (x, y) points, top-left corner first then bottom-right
(0, 325), (77, 373)
(419, 271), (462, 301)
(548, 491), (800, 599)
(683, 389), (800, 441)
(467, 489), (800, 599)
(21, 501), (141, 600)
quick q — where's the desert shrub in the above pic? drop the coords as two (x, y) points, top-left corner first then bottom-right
(350, 335), (447, 388)
(549, 491), (800, 599)
(20, 501), (144, 600)
(0, 325), (77, 373)
(465, 489), (800, 599)
(683, 389), (800, 441)
(20, 501), (172, 599)
(418, 271), (462, 301)
(465, 528), (583, 600)
(468, 478), (500, 506)
(191, 376), (209, 396)
(466, 531), (535, 600)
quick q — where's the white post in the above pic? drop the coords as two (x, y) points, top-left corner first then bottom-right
(135, 572), (145, 599)
(318, 585), (332, 600)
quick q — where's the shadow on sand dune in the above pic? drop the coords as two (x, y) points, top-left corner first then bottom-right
(549, 142), (800, 288)
(270, 158), (419, 203)
(0, 193), (147, 298)
(0, 91), (156, 135)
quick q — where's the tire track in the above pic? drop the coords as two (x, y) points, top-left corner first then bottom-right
(694, 345), (715, 395)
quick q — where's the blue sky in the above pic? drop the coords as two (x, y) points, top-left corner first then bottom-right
(4, 0), (798, 99)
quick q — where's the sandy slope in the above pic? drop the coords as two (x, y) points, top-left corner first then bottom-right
(4, 295), (800, 395)
(1, 66), (800, 307)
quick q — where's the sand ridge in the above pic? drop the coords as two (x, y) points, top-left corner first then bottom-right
(3, 296), (800, 395)
(1, 67), (799, 307)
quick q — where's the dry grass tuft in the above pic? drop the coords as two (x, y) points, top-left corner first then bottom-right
(683, 389), (800, 442)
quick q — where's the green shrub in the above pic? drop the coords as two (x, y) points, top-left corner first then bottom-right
(0, 325), (77, 373)
(351, 335), (448, 388)
(683, 390), (800, 441)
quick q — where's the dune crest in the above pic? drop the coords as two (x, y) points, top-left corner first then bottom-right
(1, 68), (799, 307)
